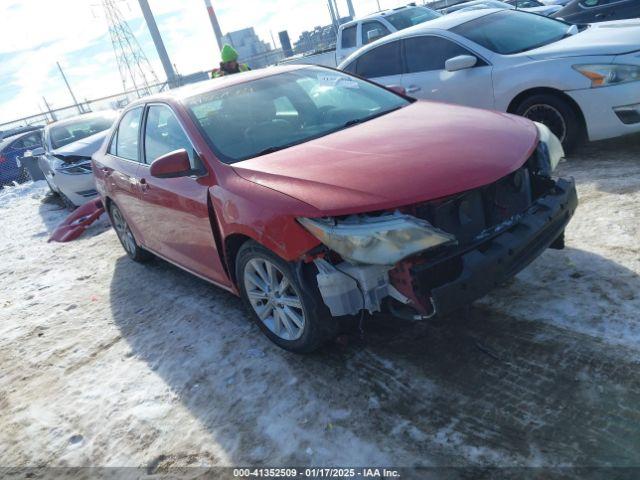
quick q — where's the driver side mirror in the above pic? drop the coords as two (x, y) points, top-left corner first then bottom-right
(150, 149), (192, 178)
(445, 55), (478, 72)
(30, 147), (45, 157)
(366, 29), (385, 44)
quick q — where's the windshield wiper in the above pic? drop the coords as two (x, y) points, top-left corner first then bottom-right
(342, 106), (403, 129)
(254, 143), (298, 157)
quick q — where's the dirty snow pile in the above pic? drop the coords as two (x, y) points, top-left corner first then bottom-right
(1, 135), (640, 470)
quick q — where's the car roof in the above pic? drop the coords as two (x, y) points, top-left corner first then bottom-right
(340, 4), (434, 28)
(338, 9), (498, 66)
(125, 64), (322, 107)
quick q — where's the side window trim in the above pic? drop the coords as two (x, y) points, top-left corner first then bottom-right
(108, 106), (144, 163)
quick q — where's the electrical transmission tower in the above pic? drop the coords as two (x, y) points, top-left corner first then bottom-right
(102, 0), (161, 97)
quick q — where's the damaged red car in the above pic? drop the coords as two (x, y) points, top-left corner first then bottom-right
(93, 65), (577, 353)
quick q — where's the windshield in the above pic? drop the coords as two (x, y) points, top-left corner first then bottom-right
(385, 7), (441, 30)
(452, 10), (570, 54)
(444, 1), (511, 13)
(184, 67), (409, 164)
(50, 113), (116, 149)
(505, 0), (543, 6)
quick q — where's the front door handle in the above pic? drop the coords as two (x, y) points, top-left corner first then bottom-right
(139, 177), (149, 192)
(406, 85), (422, 94)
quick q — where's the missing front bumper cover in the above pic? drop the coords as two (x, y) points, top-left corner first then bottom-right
(313, 177), (578, 319)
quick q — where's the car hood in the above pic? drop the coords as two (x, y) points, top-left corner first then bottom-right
(232, 101), (539, 216)
(527, 19), (640, 60)
(52, 130), (110, 161)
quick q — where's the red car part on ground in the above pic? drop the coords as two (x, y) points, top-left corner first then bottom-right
(49, 198), (104, 243)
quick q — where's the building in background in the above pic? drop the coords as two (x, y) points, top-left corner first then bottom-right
(222, 27), (284, 69)
(279, 31), (294, 58)
(293, 15), (352, 55)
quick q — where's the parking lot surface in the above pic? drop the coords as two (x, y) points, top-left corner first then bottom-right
(1, 134), (639, 469)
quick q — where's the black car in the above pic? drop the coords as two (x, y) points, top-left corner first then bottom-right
(552, 0), (640, 23)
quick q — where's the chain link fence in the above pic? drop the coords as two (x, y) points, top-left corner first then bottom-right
(0, 70), (212, 134)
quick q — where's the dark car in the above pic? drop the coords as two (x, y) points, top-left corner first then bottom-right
(552, 0), (640, 23)
(0, 130), (43, 187)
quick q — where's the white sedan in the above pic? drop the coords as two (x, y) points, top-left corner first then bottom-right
(338, 9), (640, 150)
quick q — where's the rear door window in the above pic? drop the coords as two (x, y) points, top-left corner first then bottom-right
(355, 41), (402, 78)
(341, 25), (357, 48)
(111, 107), (143, 161)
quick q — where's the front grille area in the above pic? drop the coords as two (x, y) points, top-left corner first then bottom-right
(412, 164), (551, 248)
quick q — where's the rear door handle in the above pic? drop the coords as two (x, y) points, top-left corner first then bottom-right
(406, 85), (422, 93)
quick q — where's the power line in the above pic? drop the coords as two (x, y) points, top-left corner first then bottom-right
(101, 0), (161, 97)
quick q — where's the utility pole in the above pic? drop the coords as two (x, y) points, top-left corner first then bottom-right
(56, 62), (83, 115)
(42, 96), (57, 122)
(327, 0), (339, 33)
(102, 0), (160, 97)
(204, 0), (224, 52)
(137, 0), (177, 87)
(346, 0), (356, 18)
(333, 0), (341, 21)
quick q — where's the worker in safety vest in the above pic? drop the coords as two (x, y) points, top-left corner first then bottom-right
(211, 44), (250, 78)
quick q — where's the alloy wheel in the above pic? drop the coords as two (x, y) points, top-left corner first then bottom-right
(522, 103), (567, 143)
(111, 207), (137, 256)
(243, 258), (305, 341)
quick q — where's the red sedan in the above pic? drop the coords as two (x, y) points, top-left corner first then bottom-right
(93, 65), (577, 353)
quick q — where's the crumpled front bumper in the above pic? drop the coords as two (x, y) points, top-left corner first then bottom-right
(414, 177), (578, 316)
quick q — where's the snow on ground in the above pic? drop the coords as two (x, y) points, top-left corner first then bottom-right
(1, 135), (639, 470)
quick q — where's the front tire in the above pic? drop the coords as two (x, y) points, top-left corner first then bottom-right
(109, 203), (153, 263)
(515, 93), (584, 152)
(236, 241), (335, 353)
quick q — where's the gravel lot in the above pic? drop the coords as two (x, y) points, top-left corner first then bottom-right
(1, 134), (639, 470)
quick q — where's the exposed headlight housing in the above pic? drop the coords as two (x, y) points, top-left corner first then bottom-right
(298, 211), (456, 266)
(534, 122), (564, 176)
(55, 159), (93, 175)
(573, 64), (640, 88)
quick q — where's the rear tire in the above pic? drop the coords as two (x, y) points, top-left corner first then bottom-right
(236, 241), (336, 353)
(109, 203), (153, 263)
(514, 93), (584, 153)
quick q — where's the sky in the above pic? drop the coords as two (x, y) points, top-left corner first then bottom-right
(0, 0), (410, 124)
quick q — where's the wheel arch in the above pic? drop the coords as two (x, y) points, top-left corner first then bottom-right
(507, 87), (587, 133)
(224, 233), (253, 287)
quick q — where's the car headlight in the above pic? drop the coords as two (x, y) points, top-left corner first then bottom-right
(298, 212), (456, 266)
(55, 159), (93, 175)
(534, 122), (564, 176)
(573, 64), (640, 88)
